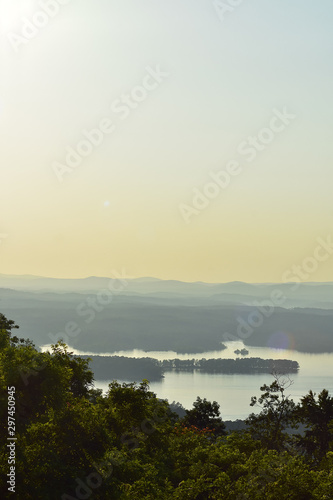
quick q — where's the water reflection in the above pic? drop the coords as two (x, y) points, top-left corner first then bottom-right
(83, 342), (333, 420)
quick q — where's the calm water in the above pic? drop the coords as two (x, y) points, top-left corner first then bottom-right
(42, 342), (333, 420)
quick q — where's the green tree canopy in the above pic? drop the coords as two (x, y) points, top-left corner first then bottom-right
(182, 396), (226, 437)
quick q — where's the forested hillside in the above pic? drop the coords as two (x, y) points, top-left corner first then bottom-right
(1, 287), (333, 353)
(0, 313), (332, 499)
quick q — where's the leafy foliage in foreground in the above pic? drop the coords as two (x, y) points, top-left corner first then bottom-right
(0, 314), (333, 499)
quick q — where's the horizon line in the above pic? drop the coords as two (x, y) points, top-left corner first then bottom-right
(0, 272), (332, 286)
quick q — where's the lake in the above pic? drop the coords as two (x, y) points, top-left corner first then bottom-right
(42, 341), (333, 420)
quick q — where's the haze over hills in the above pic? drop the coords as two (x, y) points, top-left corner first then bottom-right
(0, 274), (332, 355)
(0, 273), (333, 308)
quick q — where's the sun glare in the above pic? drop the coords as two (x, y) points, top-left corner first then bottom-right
(0, 1), (35, 35)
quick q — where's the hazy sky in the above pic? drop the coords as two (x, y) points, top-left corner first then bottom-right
(1, 0), (333, 282)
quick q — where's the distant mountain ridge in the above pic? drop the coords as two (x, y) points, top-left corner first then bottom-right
(0, 277), (333, 354)
(0, 273), (332, 309)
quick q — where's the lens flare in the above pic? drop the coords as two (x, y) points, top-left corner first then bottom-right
(267, 331), (295, 351)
